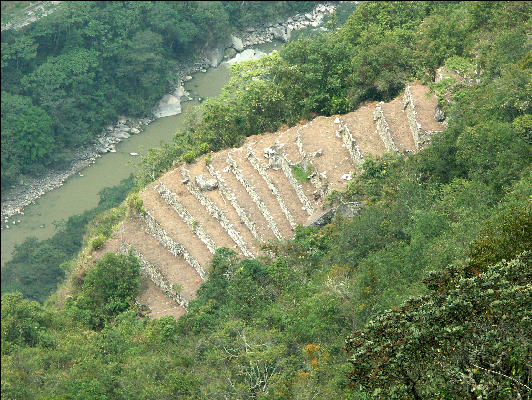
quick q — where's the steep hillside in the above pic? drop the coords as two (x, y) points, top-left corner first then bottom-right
(103, 82), (444, 318)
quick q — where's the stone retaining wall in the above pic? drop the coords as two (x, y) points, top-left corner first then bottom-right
(403, 86), (421, 149)
(337, 119), (365, 166)
(278, 155), (315, 216)
(156, 183), (217, 254)
(206, 164), (263, 243)
(373, 103), (398, 153)
(119, 243), (189, 308)
(296, 127), (328, 199)
(140, 211), (206, 280)
(227, 152), (283, 240)
(180, 167), (254, 258)
(402, 86), (442, 149)
(246, 146), (297, 229)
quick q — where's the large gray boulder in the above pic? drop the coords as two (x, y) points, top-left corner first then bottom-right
(153, 94), (181, 118)
(231, 35), (244, 51)
(195, 174), (218, 191)
(207, 47), (224, 68)
(306, 202), (362, 227)
(224, 47), (237, 59)
(263, 145), (284, 170)
(271, 26), (291, 42)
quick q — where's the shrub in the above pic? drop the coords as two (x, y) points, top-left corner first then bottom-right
(90, 235), (105, 251)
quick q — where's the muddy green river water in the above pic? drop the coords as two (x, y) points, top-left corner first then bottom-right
(1, 41), (280, 266)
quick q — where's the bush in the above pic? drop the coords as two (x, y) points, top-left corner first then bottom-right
(90, 235), (105, 251)
(69, 252), (141, 329)
(292, 165), (310, 183)
(126, 192), (145, 215)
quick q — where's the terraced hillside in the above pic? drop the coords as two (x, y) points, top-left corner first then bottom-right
(104, 82), (446, 318)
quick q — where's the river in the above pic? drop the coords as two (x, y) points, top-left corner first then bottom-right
(1, 41), (280, 267)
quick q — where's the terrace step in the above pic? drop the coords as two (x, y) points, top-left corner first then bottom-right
(119, 218), (203, 301)
(275, 125), (321, 208)
(119, 242), (189, 308)
(206, 162), (263, 246)
(296, 126), (328, 199)
(380, 96), (417, 153)
(137, 277), (186, 319)
(248, 133), (315, 217)
(139, 189), (208, 279)
(336, 118), (365, 166)
(341, 102), (387, 158)
(227, 150), (285, 240)
(299, 117), (356, 193)
(155, 182), (217, 254)
(211, 149), (274, 241)
(180, 165), (255, 258)
(159, 170), (237, 254)
(246, 144), (298, 229)
(404, 83), (446, 149)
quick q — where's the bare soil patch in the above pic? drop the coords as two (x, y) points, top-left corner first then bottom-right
(299, 116), (354, 192)
(341, 102), (387, 157)
(137, 276), (186, 319)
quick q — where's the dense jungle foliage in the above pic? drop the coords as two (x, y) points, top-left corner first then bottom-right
(1, 1), (315, 189)
(2, 1), (531, 399)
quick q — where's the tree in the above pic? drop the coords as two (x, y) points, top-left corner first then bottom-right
(69, 252), (141, 329)
(346, 252), (532, 399)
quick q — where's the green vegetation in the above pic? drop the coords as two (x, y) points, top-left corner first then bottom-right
(0, 1), (33, 26)
(346, 252), (531, 399)
(292, 165), (310, 183)
(1, 175), (134, 303)
(2, 2), (531, 399)
(65, 252), (141, 330)
(1, 1), (315, 190)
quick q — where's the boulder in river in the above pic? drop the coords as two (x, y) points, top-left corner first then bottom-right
(153, 94), (181, 118)
(231, 35), (244, 51)
(207, 47), (224, 68)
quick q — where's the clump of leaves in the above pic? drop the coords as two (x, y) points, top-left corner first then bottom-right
(292, 165), (310, 183)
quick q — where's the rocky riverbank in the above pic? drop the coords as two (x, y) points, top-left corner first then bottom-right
(1, 1), (341, 226)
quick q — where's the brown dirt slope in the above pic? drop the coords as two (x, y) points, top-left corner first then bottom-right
(341, 102), (387, 157)
(410, 82), (446, 132)
(113, 83), (442, 319)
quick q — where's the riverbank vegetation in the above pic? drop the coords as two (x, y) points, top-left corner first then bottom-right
(1, 175), (135, 303)
(2, 2), (531, 399)
(1, 1), (315, 190)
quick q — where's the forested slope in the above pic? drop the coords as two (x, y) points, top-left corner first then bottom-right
(1, 1), (315, 189)
(2, 2), (531, 399)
